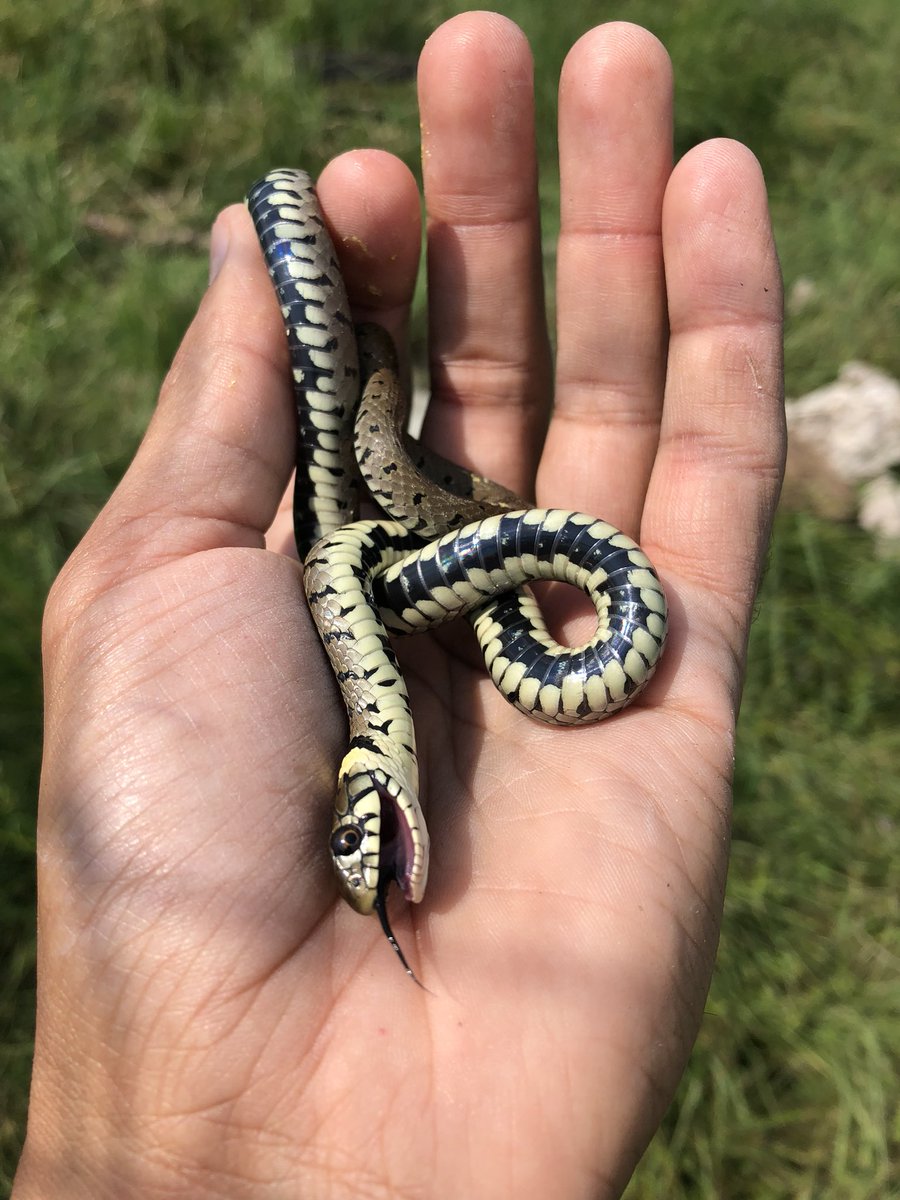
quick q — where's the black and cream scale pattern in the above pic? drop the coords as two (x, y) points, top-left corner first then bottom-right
(247, 167), (669, 922)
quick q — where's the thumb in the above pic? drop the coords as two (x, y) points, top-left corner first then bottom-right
(78, 203), (295, 586)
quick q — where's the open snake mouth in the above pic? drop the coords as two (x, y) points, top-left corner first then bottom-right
(372, 777), (415, 900)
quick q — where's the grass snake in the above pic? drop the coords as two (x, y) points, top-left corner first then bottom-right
(247, 167), (668, 980)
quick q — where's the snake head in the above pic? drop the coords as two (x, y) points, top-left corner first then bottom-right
(330, 764), (429, 915)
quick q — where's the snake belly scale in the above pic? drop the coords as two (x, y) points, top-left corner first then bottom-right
(247, 167), (668, 980)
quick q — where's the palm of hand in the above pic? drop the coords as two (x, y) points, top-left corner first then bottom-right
(25, 16), (783, 1200)
(54, 539), (715, 1194)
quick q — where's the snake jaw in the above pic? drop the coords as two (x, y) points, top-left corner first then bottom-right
(373, 778), (417, 901)
(330, 770), (429, 985)
(330, 769), (429, 916)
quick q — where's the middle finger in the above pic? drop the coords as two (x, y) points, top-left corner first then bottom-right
(417, 12), (552, 500)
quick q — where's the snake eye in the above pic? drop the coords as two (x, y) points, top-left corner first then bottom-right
(331, 825), (363, 857)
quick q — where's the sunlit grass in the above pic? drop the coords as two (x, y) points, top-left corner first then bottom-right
(2, 0), (898, 1192)
(626, 514), (900, 1199)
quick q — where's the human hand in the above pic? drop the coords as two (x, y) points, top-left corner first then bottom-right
(17, 14), (783, 1200)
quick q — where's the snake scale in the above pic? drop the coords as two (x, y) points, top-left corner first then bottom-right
(247, 167), (668, 979)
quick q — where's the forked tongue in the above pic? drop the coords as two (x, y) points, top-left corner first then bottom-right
(373, 778), (425, 988)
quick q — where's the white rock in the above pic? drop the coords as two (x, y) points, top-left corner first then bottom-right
(859, 473), (900, 542)
(786, 362), (900, 484)
(787, 276), (819, 315)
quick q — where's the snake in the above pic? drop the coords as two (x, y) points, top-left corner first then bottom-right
(246, 167), (668, 980)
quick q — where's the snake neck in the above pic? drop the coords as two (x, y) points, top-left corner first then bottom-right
(341, 731), (418, 800)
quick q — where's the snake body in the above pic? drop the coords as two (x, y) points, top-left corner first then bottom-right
(247, 168), (668, 976)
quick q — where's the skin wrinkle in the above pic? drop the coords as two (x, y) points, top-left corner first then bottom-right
(427, 253), (543, 334)
(131, 1130), (282, 1199)
(305, 1068), (428, 1197)
(78, 561), (306, 694)
(658, 724), (736, 829)
(67, 795), (183, 899)
(119, 488), (276, 550)
(192, 428), (286, 502)
(559, 223), (664, 243)
(163, 970), (265, 1060)
(90, 657), (224, 742)
(668, 294), (780, 338)
(56, 774), (197, 896)
(651, 593), (748, 709)
(423, 182), (540, 231)
(399, 644), (491, 735)
(548, 400), (665, 431)
(427, 205), (538, 229)
(643, 686), (739, 748)
(648, 450), (780, 521)
(166, 830), (305, 961)
(72, 519), (271, 602)
(427, 355), (542, 393)
(157, 1041), (264, 1129)
(154, 360), (287, 465)
(505, 761), (728, 897)
(127, 1011), (295, 1164)
(79, 826), (223, 941)
(553, 344), (667, 401)
(669, 308), (784, 339)
(426, 351), (547, 412)
(639, 810), (727, 938)
(65, 758), (311, 947)
(667, 520), (777, 609)
(667, 382), (783, 443)
(138, 617), (279, 706)
(270, 1004), (351, 1136)
(469, 854), (674, 944)
(659, 544), (774, 621)
(426, 379), (542, 419)
(241, 1038), (339, 1146)
(118, 569), (238, 643)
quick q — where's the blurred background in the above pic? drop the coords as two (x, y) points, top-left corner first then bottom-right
(1, 0), (898, 1194)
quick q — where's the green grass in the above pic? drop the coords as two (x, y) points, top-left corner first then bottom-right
(2, 0), (899, 1194)
(624, 515), (900, 1198)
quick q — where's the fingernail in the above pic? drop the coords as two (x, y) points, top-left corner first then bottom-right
(208, 215), (230, 284)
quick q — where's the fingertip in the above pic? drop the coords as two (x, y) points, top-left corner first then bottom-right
(316, 150), (422, 324)
(670, 138), (769, 215)
(557, 21), (673, 233)
(663, 138), (782, 328)
(561, 21), (673, 95)
(208, 202), (253, 285)
(319, 147), (419, 208)
(420, 10), (530, 72)
(418, 11), (535, 176)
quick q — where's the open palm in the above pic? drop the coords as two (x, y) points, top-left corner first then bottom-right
(20, 15), (783, 1200)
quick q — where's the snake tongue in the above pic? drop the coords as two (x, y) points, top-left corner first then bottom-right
(373, 779), (415, 900)
(372, 780), (424, 987)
